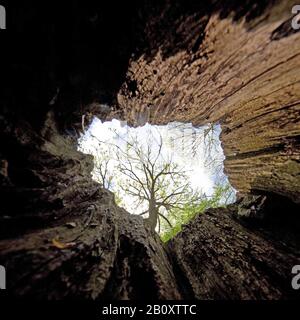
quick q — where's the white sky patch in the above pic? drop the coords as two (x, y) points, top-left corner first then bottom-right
(78, 117), (234, 213)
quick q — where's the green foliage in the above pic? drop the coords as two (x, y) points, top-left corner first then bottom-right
(160, 183), (234, 242)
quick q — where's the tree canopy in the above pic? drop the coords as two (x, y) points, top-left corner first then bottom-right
(78, 119), (236, 239)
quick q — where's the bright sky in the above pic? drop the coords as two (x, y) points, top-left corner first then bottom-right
(78, 117), (233, 213)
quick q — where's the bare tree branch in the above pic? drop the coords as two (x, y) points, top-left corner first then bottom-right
(158, 213), (173, 228)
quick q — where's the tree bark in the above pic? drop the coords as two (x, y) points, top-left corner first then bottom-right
(168, 199), (300, 299)
(1, 193), (300, 299)
(146, 200), (159, 231)
(0, 186), (182, 300)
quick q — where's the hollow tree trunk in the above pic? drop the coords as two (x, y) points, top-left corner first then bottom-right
(1, 179), (299, 299)
(0, 113), (299, 299)
(1, 0), (300, 300)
